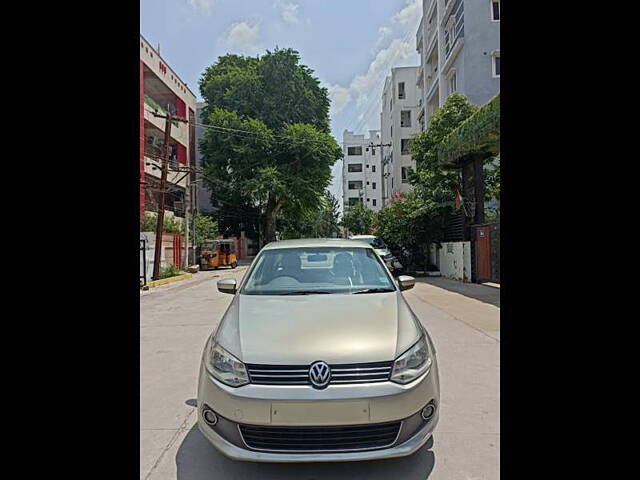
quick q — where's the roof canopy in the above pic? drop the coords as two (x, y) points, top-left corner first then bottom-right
(437, 93), (500, 167)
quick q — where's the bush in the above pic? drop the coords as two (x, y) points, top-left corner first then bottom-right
(159, 263), (183, 279)
(141, 212), (184, 234)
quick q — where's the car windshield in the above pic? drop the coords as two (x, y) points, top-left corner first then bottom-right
(241, 247), (396, 295)
(356, 237), (387, 249)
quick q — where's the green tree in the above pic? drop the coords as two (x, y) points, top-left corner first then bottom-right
(279, 191), (341, 239)
(193, 212), (219, 246)
(373, 93), (479, 269)
(408, 93), (478, 244)
(341, 203), (375, 236)
(199, 49), (341, 243)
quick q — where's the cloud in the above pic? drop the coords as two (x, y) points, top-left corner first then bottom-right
(373, 26), (393, 51)
(187, 0), (214, 14)
(392, 0), (421, 25)
(226, 21), (260, 51)
(324, 83), (353, 116)
(275, 1), (300, 25)
(325, 0), (422, 136)
(350, 38), (416, 108)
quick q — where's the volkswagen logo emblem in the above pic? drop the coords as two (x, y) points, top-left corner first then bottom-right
(309, 361), (331, 389)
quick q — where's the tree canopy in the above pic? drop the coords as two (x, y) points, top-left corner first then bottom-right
(199, 48), (341, 243)
(279, 191), (341, 239)
(341, 203), (375, 236)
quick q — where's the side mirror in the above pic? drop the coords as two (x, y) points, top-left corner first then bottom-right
(397, 275), (415, 291)
(217, 278), (237, 294)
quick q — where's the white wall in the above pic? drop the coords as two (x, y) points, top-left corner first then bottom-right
(436, 241), (471, 282)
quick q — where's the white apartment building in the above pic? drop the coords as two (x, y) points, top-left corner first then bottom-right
(342, 130), (383, 212)
(380, 67), (422, 204)
(415, 0), (500, 130)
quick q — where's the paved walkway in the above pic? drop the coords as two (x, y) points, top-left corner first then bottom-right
(140, 272), (499, 480)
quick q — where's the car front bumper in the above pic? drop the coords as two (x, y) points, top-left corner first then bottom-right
(197, 408), (438, 462)
(196, 361), (439, 462)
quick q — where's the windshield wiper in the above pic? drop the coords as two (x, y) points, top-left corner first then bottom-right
(279, 290), (334, 295)
(351, 288), (395, 294)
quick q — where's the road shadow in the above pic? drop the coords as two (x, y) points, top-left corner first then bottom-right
(176, 424), (435, 480)
(415, 277), (500, 308)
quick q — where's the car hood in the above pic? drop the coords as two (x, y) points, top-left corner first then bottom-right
(215, 292), (422, 365)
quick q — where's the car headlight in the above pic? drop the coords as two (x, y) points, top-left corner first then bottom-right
(390, 335), (432, 384)
(204, 336), (249, 387)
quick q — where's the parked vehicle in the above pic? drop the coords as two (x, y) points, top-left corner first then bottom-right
(349, 235), (403, 273)
(197, 238), (439, 462)
(200, 239), (238, 270)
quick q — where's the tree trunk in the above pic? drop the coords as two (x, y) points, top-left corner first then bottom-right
(264, 195), (283, 243)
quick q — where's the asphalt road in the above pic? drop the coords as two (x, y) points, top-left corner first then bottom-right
(140, 268), (499, 480)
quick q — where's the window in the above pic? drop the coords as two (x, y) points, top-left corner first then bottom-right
(401, 138), (411, 155)
(492, 53), (500, 77)
(372, 165), (376, 173)
(391, 125), (393, 138)
(240, 247), (395, 295)
(366, 164), (369, 168)
(348, 163), (363, 173)
(367, 198), (370, 202)
(347, 146), (363, 156)
(348, 180), (363, 190)
(372, 182), (376, 190)
(401, 166), (413, 183)
(398, 82), (405, 99)
(348, 197), (363, 206)
(366, 181), (370, 185)
(400, 110), (412, 127)
(491, 0), (500, 21)
(372, 199), (377, 206)
(449, 71), (457, 93)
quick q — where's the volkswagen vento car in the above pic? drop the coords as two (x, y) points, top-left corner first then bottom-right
(196, 239), (439, 462)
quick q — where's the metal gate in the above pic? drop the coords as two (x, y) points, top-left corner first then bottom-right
(472, 223), (500, 283)
(140, 238), (147, 287)
(475, 225), (492, 282)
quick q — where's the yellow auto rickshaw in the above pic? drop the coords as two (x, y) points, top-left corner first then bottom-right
(200, 239), (238, 270)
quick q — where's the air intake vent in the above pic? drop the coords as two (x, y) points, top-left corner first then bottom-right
(239, 421), (402, 452)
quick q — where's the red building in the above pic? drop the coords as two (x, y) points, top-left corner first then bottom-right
(140, 35), (197, 222)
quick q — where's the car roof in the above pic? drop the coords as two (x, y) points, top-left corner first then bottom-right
(349, 235), (376, 239)
(262, 238), (374, 250)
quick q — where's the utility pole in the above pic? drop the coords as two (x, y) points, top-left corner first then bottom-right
(151, 110), (188, 280)
(183, 181), (190, 269)
(367, 141), (391, 207)
(191, 181), (197, 265)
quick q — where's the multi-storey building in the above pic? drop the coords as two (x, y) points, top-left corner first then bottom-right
(342, 130), (383, 212)
(140, 35), (197, 221)
(380, 67), (422, 204)
(415, 0), (500, 131)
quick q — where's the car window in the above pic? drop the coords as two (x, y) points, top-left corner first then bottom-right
(241, 247), (395, 295)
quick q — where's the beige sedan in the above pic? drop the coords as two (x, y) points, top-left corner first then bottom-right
(196, 238), (440, 462)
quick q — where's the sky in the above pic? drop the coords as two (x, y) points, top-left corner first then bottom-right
(140, 0), (422, 206)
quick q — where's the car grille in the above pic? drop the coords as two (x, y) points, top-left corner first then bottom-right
(239, 421), (402, 452)
(245, 361), (393, 386)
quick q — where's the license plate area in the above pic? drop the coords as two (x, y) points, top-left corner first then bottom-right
(271, 400), (370, 425)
